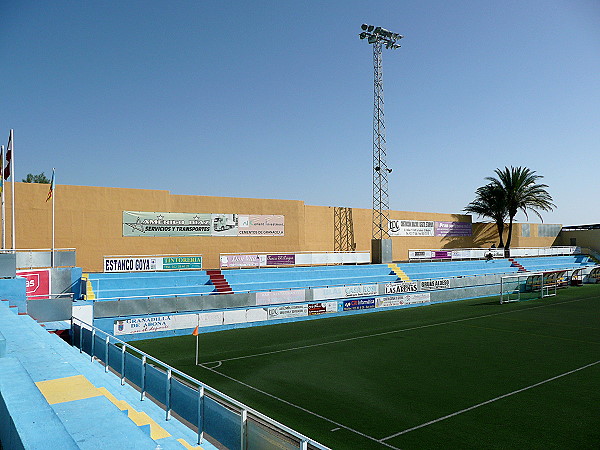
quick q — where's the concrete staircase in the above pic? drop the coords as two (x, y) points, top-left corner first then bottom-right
(206, 270), (233, 293)
(388, 263), (411, 281)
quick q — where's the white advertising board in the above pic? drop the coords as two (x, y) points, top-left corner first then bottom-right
(389, 220), (435, 237)
(114, 315), (173, 335)
(255, 289), (305, 306)
(313, 284), (378, 301)
(419, 279), (451, 290)
(223, 309), (248, 325)
(267, 304), (308, 320)
(385, 282), (418, 294)
(197, 311), (224, 328)
(376, 293), (430, 308)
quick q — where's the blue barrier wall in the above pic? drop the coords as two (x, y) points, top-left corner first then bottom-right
(0, 277), (27, 312)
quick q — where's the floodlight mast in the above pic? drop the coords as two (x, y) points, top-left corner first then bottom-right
(359, 24), (403, 241)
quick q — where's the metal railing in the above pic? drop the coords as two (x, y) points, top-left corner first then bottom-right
(71, 318), (330, 449)
(408, 246), (578, 262)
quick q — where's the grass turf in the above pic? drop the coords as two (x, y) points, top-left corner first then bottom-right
(133, 284), (600, 449)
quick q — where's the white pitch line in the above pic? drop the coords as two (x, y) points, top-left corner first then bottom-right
(380, 359), (600, 442)
(200, 364), (401, 450)
(201, 297), (590, 366)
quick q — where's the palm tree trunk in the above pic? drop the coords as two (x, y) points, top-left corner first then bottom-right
(495, 220), (505, 247)
(504, 216), (514, 257)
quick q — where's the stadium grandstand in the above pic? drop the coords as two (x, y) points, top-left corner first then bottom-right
(1, 182), (599, 448)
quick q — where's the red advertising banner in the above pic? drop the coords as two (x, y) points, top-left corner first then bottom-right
(16, 269), (51, 300)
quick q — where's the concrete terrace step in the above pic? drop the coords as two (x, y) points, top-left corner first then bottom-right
(0, 308), (211, 450)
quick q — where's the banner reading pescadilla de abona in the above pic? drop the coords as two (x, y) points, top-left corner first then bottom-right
(122, 211), (284, 237)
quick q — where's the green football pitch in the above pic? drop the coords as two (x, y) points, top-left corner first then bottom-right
(134, 284), (600, 449)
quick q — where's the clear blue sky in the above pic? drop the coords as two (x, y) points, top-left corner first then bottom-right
(1, 0), (598, 226)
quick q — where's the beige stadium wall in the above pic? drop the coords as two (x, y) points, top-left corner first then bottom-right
(4, 182), (561, 272)
(554, 229), (600, 253)
(5, 183), (305, 272)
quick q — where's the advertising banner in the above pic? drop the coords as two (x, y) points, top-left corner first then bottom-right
(385, 282), (418, 294)
(343, 298), (375, 311)
(114, 315), (173, 335)
(220, 254), (261, 268)
(266, 254), (296, 266)
(376, 293), (430, 308)
(313, 284), (378, 301)
(123, 211), (284, 237)
(162, 256), (203, 270)
(17, 269), (51, 300)
(267, 304), (308, 320)
(104, 257), (159, 272)
(308, 301), (338, 315)
(434, 221), (472, 237)
(409, 250), (433, 260)
(433, 251), (452, 259)
(419, 279), (451, 290)
(104, 256), (203, 272)
(238, 215), (285, 236)
(389, 220), (435, 236)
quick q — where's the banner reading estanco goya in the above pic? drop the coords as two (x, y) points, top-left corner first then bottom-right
(123, 211), (284, 237)
(104, 256), (203, 272)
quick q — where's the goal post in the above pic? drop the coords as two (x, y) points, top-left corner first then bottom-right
(500, 270), (568, 304)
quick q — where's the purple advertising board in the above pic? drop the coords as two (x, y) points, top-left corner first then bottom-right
(343, 298), (375, 311)
(433, 251), (452, 259)
(266, 254), (296, 266)
(220, 254), (260, 268)
(435, 221), (472, 237)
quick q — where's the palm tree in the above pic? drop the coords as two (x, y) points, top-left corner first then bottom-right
(464, 183), (508, 247)
(486, 166), (555, 251)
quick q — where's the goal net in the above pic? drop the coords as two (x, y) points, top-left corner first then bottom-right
(500, 270), (568, 304)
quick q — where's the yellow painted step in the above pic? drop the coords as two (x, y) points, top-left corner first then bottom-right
(81, 273), (95, 300)
(388, 263), (411, 281)
(36, 376), (201, 444)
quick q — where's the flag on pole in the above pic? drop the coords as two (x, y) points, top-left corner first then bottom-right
(0, 146), (3, 194)
(3, 132), (12, 180)
(46, 168), (55, 202)
(192, 326), (199, 336)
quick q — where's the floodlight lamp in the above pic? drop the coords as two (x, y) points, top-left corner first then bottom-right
(368, 35), (377, 44)
(359, 32), (367, 39)
(361, 24), (368, 30)
(373, 26), (382, 34)
(367, 25), (374, 32)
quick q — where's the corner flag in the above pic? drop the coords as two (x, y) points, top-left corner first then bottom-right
(192, 326), (199, 336)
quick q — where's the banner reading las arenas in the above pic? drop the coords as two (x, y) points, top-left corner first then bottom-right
(123, 211), (285, 237)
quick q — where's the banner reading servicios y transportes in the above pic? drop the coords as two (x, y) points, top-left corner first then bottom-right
(123, 211), (284, 237)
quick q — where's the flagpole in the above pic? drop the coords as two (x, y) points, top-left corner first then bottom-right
(1, 144), (5, 250)
(51, 168), (55, 267)
(9, 129), (15, 252)
(194, 316), (200, 366)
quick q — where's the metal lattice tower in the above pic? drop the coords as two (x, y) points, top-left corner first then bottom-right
(333, 207), (356, 252)
(359, 24), (403, 240)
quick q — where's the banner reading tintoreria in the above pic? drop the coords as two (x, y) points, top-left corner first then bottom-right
(123, 211), (285, 237)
